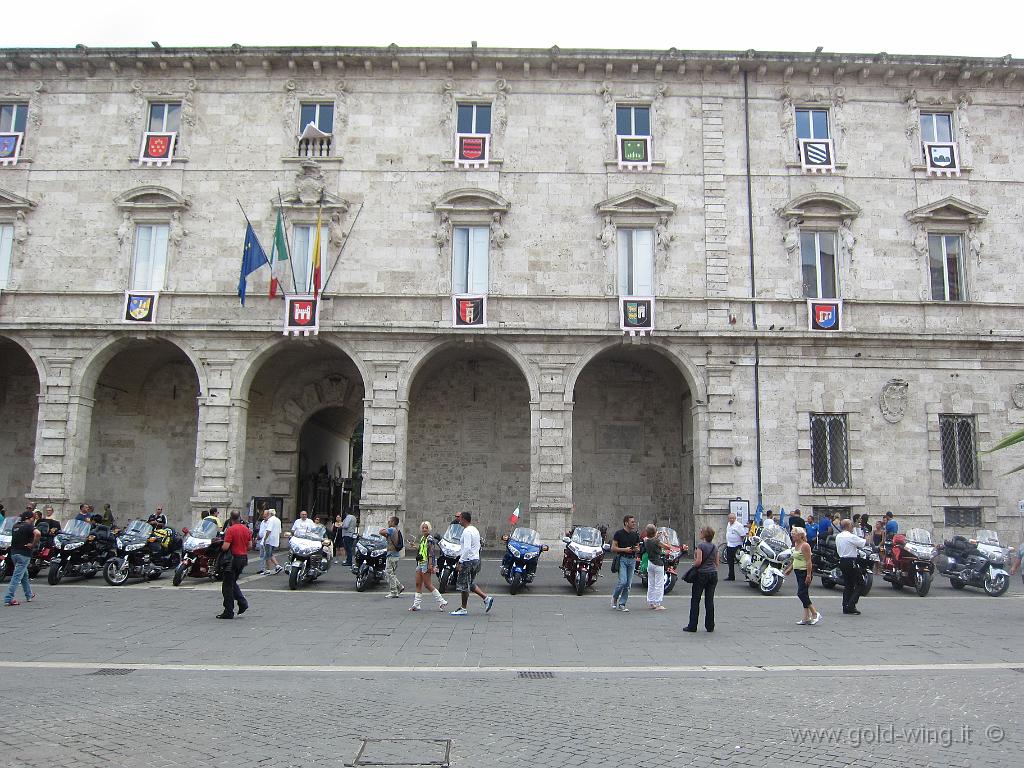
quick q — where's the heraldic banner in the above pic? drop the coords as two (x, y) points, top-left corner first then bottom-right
(452, 295), (486, 328)
(807, 299), (842, 332)
(123, 291), (159, 323)
(619, 296), (655, 335)
(284, 294), (320, 336)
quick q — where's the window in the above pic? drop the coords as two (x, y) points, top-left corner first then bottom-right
(795, 108), (834, 171)
(297, 103), (334, 157)
(291, 224), (326, 295)
(928, 234), (966, 301)
(812, 505), (850, 520)
(796, 109), (830, 140)
(939, 414), (977, 489)
(616, 229), (654, 296)
(452, 226), (489, 294)
(920, 113), (953, 143)
(148, 102), (181, 133)
(920, 112), (959, 174)
(131, 224), (169, 291)
(300, 103), (334, 134)
(0, 103), (27, 133)
(615, 105), (652, 168)
(454, 103), (491, 168)
(810, 413), (850, 488)
(0, 224), (12, 289)
(943, 507), (981, 528)
(800, 231), (838, 298)
(457, 104), (490, 135)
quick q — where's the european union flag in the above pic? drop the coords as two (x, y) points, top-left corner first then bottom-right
(754, 502), (763, 526)
(238, 222), (268, 306)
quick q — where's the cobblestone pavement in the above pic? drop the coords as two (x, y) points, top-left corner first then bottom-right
(0, 561), (1020, 766)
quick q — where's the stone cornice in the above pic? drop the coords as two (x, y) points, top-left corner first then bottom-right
(1, 46), (1021, 89)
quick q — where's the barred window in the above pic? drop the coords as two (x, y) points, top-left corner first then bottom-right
(812, 506), (850, 519)
(810, 413), (850, 488)
(943, 507), (981, 528)
(939, 414), (977, 488)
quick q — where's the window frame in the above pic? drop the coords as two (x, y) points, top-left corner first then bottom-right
(299, 102), (335, 134)
(130, 223), (170, 292)
(927, 232), (967, 302)
(614, 103), (653, 170)
(0, 103), (28, 133)
(919, 112), (954, 144)
(799, 230), (839, 299)
(0, 223), (13, 290)
(943, 507), (982, 528)
(453, 102), (493, 169)
(290, 223), (327, 295)
(809, 413), (850, 489)
(451, 225), (489, 295)
(148, 102), (181, 134)
(616, 227), (655, 297)
(939, 414), (978, 490)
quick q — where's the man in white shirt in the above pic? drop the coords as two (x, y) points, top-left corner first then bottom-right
(724, 512), (746, 581)
(835, 519), (867, 615)
(264, 509), (282, 574)
(292, 510), (316, 538)
(450, 511), (494, 616)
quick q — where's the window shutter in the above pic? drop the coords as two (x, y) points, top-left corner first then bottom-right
(151, 224), (169, 290)
(0, 225), (12, 289)
(616, 230), (631, 295)
(293, 226), (310, 293)
(452, 227), (469, 294)
(132, 225), (153, 290)
(468, 226), (489, 294)
(632, 229), (654, 296)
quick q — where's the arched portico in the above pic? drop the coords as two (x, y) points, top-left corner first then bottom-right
(0, 334), (43, 510)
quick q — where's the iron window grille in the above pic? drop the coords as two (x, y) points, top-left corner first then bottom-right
(810, 413), (850, 488)
(943, 507), (981, 528)
(939, 414), (978, 489)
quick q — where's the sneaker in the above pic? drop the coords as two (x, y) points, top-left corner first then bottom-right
(796, 619), (809, 625)
(484, 596), (495, 613)
(653, 605), (666, 611)
(450, 607), (468, 616)
(398, 585), (405, 595)
(616, 605), (629, 612)
(4, 600), (19, 607)
(25, 595), (35, 603)
(256, 570), (266, 575)
(611, 598), (618, 610)
(409, 605), (421, 612)
(438, 599), (448, 611)
(274, 566), (283, 574)
(810, 612), (823, 625)
(385, 593), (399, 599)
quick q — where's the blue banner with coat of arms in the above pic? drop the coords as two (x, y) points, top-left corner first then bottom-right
(123, 291), (158, 323)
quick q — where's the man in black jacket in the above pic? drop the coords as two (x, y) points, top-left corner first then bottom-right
(4, 511), (40, 606)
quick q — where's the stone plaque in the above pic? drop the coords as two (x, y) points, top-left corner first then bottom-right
(462, 412), (495, 452)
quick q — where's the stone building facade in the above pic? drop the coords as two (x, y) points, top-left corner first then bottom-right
(1, 45), (1022, 546)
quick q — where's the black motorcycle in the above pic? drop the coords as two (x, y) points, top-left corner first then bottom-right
(436, 522), (464, 593)
(103, 519), (182, 585)
(812, 535), (877, 595)
(286, 523), (332, 590)
(0, 517), (15, 582)
(352, 527), (388, 592)
(936, 530), (1011, 597)
(48, 519), (117, 584)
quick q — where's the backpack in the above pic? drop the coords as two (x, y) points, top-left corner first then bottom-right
(391, 527), (404, 552)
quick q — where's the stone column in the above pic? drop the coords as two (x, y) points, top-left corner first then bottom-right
(699, 363), (737, 535)
(359, 361), (404, 530)
(27, 356), (75, 516)
(529, 365), (574, 544)
(191, 359), (243, 522)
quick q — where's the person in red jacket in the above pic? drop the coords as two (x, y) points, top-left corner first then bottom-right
(217, 511), (252, 620)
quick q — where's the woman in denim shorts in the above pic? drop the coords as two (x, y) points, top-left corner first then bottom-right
(410, 521), (448, 612)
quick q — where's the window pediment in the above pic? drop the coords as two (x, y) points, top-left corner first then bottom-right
(433, 188), (510, 227)
(906, 196), (987, 225)
(0, 187), (36, 215)
(779, 192), (860, 224)
(114, 185), (189, 213)
(596, 190), (676, 222)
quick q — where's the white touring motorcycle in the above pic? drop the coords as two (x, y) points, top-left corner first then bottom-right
(737, 522), (793, 595)
(286, 523), (332, 590)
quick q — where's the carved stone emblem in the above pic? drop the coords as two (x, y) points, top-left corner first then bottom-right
(880, 379), (909, 423)
(295, 160), (326, 205)
(1012, 382), (1024, 410)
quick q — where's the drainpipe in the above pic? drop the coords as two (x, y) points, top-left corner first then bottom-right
(743, 70), (764, 508)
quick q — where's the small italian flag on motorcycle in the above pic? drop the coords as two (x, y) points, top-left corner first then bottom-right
(509, 504), (521, 525)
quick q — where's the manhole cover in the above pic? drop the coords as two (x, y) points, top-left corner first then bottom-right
(518, 670), (554, 679)
(91, 668), (136, 676)
(350, 738), (450, 767)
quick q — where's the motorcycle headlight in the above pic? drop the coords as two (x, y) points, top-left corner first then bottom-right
(987, 551), (1005, 565)
(116, 537), (124, 549)
(125, 542), (145, 552)
(905, 543), (935, 560)
(64, 541), (83, 550)
(523, 551), (536, 560)
(372, 548), (387, 557)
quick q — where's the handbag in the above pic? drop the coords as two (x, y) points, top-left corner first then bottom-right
(611, 554), (620, 573)
(683, 543), (709, 583)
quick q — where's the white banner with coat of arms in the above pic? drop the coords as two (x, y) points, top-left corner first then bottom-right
(123, 291), (158, 323)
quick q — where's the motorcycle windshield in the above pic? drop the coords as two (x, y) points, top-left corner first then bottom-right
(975, 529), (1000, 546)
(906, 528), (933, 545)
(124, 520), (153, 538)
(657, 527), (680, 546)
(442, 523), (465, 544)
(510, 528), (539, 545)
(571, 527), (602, 547)
(358, 528), (387, 545)
(295, 524), (327, 543)
(194, 518), (220, 539)
(60, 519), (91, 539)
(0, 517), (15, 535)
(762, 524), (792, 547)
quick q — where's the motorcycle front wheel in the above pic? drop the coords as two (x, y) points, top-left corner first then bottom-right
(983, 573), (1009, 597)
(915, 571), (932, 597)
(0, 559), (12, 583)
(437, 568), (448, 594)
(861, 572), (873, 596)
(28, 564), (42, 578)
(47, 562), (65, 585)
(664, 572), (677, 595)
(355, 564), (369, 592)
(172, 563), (188, 586)
(574, 570), (586, 596)
(103, 559), (130, 586)
(820, 577), (835, 589)
(510, 572), (523, 595)
(640, 573), (648, 588)
(759, 572), (783, 595)
(288, 566), (301, 591)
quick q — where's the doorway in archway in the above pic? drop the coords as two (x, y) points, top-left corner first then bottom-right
(0, 337), (40, 508)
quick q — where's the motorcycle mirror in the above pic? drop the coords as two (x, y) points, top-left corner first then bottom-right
(502, 535), (509, 542)
(542, 545), (549, 552)
(560, 536), (571, 544)
(181, 527), (190, 535)
(602, 543), (611, 551)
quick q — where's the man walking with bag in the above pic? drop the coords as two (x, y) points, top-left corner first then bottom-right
(380, 516), (405, 598)
(4, 511), (39, 606)
(610, 515), (641, 611)
(216, 511), (251, 620)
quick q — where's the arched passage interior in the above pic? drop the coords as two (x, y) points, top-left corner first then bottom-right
(572, 346), (695, 544)
(243, 341), (365, 525)
(83, 339), (200, 529)
(405, 344), (530, 544)
(0, 337), (40, 509)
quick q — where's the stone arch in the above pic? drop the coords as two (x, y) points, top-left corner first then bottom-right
(397, 336), (540, 404)
(0, 332), (46, 387)
(0, 333), (44, 507)
(74, 332), (207, 400)
(564, 337), (706, 405)
(233, 335), (371, 402)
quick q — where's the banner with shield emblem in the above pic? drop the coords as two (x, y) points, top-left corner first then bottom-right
(452, 295), (486, 328)
(620, 296), (654, 335)
(123, 291), (159, 323)
(284, 294), (320, 336)
(0, 132), (23, 167)
(139, 132), (176, 166)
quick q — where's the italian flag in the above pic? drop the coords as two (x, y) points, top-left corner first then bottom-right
(268, 209), (289, 298)
(508, 504), (521, 525)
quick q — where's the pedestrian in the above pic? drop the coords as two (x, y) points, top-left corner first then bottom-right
(379, 516), (405, 598)
(74, 503), (91, 522)
(805, 513), (817, 548)
(683, 526), (719, 633)
(883, 511), (898, 540)
(264, 509), (282, 573)
(152, 506), (167, 528)
(41, 505), (61, 536)
(101, 503), (115, 528)
(216, 510), (251, 620)
(788, 508), (805, 531)
(4, 510), (40, 606)
(331, 514), (344, 562)
(410, 521), (448, 612)
(784, 527), (821, 625)
(724, 512), (746, 581)
(450, 511), (494, 615)
(610, 514), (641, 611)
(836, 519), (867, 615)
(645, 524), (669, 611)
(871, 520), (884, 547)
(340, 508), (357, 566)
(292, 509), (316, 537)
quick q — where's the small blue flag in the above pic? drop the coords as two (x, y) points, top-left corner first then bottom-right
(754, 502), (763, 525)
(238, 222), (268, 306)
(779, 507), (788, 529)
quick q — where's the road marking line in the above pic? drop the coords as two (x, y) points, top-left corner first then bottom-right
(0, 660), (1020, 675)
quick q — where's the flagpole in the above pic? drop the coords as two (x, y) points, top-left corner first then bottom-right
(277, 189), (299, 295)
(309, 199), (324, 295)
(236, 200), (271, 268)
(321, 201), (364, 296)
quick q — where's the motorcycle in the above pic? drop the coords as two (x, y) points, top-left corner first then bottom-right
(560, 526), (610, 596)
(352, 527), (389, 592)
(500, 527), (547, 594)
(637, 527), (689, 595)
(436, 521), (464, 593)
(812, 532), (877, 595)
(737, 522), (793, 595)
(286, 523), (332, 590)
(103, 519), (183, 585)
(1, 518), (58, 581)
(935, 529), (1011, 597)
(0, 517), (15, 582)
(47, 518), (117, 584)
(880, 528), (935, 597)
(172, 516), (225, 586)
